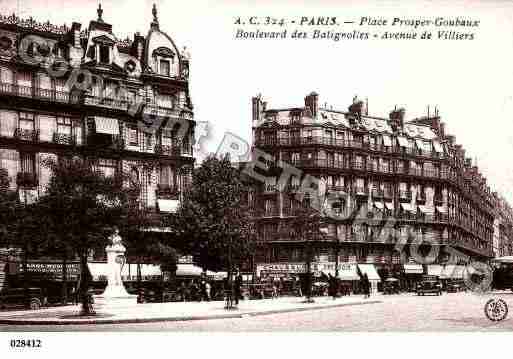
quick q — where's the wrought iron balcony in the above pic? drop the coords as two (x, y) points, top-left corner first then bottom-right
(16, 172), (38, 188)
(52, 132), (76, 145)
(14, 128), (39, 142)
(155, 144), (182, 156)
(0, 82), (80, 104)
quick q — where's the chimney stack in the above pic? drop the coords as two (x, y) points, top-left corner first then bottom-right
(389, 107), (405, 130)
(71, 22), (82, 48)
(304, 92), (319, 118)
(252, 94), (264, 124)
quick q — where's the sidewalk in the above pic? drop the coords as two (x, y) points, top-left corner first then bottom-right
(0, 295), (381, 325)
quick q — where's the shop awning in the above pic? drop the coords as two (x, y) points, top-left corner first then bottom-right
(206, 270), (228, 280)
(397, 136), (409, 147)
(373, 202), (384, 210)
(94, 117), (119, 135)
(441, 265), (465, 279)
(87, 262), (162, 282)
(382, 135), (392, 147)
(401, 203), (414, 212)
(418, 205), (434, 214)
(436, 206), (447, 213)
(404, 264), (423, 274)
(427, 265), (443, 277)
(337, 263), (360, 281)
(157, 199), (180, 213)
(432, 140), (444, 153)
(384, 202), (394, 210)
(176, 263), (203, 277)
(357, 264), (381, 281)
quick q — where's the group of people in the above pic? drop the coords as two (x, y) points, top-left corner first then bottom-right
(177, 279), (212, 302)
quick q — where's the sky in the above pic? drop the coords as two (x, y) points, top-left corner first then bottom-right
(2, 0), (513, 203)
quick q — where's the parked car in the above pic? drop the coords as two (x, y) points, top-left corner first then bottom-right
(383, 278), (400, 295)
(416, 279), (442, 296)
(446, 280), (466, 293)
(0, 288), (46, 310)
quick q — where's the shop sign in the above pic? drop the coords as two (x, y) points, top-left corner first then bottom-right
(257, 262), (356, 274)
(16, 262), (81, 281)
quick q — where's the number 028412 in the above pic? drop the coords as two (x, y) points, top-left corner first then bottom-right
(10, 339), (41, 348)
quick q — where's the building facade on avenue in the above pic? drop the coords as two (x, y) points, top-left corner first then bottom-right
(250, 92), (511, 288)
(0, 5), (194, 218)
(0, 5), (195, 286)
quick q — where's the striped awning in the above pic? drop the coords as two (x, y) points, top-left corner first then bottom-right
(427, 265), (443, 277)
(176, 264), (203, 277)
(358, 264), (380, 281)
(95, 117), (119, 135)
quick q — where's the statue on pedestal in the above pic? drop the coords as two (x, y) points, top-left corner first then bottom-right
(94, 228), (137, 307)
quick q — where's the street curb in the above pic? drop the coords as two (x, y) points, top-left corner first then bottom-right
(0, 300), (381, 326)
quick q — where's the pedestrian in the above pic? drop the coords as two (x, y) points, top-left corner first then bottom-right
(205, 280), (211, 301)
(234, 270), (243, 305)
(363, 273), (370, 298)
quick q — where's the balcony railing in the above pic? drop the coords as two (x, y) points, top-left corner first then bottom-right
(143, 103), (175, 117)
(14, 128), (39, 142)
(52, 132), (76, 145)
(0, 82), (80, 104)
(16, 172), (38, 188)
(83, 94), (130, 111)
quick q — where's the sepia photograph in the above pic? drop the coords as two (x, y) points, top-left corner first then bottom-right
(0, 0), (513, 355)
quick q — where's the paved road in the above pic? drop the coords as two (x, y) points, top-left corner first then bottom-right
(2, 292), (513, 331)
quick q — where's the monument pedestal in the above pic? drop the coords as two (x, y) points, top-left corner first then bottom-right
(93, 231), (137, 310)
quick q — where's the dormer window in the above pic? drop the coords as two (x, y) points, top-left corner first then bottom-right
(160, 59), (170, 76)
(99, 45), (110, 64)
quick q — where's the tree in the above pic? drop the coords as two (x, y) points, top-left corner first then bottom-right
(37, 156), (127, 315)
(290, 203), (324, 303)
(168, 155), (255, 279)
(0, 168), (16, 246)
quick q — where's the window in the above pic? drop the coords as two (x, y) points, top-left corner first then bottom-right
(99, 45), (110, 64)
(144, 133), (152, 150)
(291, 152), (300, 164)
(17, 112), (34, 132)
(97, 159), (117, 178)
(128, 126), (138, 146)
(57, 117), (72, 136)
(159, 166), (175, 187)
(160, 59), (170, 76)
(20, 153), (35, 174)
(161, 129), (173, 147)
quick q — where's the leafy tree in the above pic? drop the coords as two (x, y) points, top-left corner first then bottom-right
(37, 156), (127, 315)
(168, 155), (255, 280)
(290, 203), (324, 302)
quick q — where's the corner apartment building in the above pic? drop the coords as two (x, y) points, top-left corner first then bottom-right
(250, 92), (506, 284)
(0, 5), (194, 217)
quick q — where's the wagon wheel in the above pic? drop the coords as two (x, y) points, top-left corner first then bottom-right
(484, 298), (508, 322)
